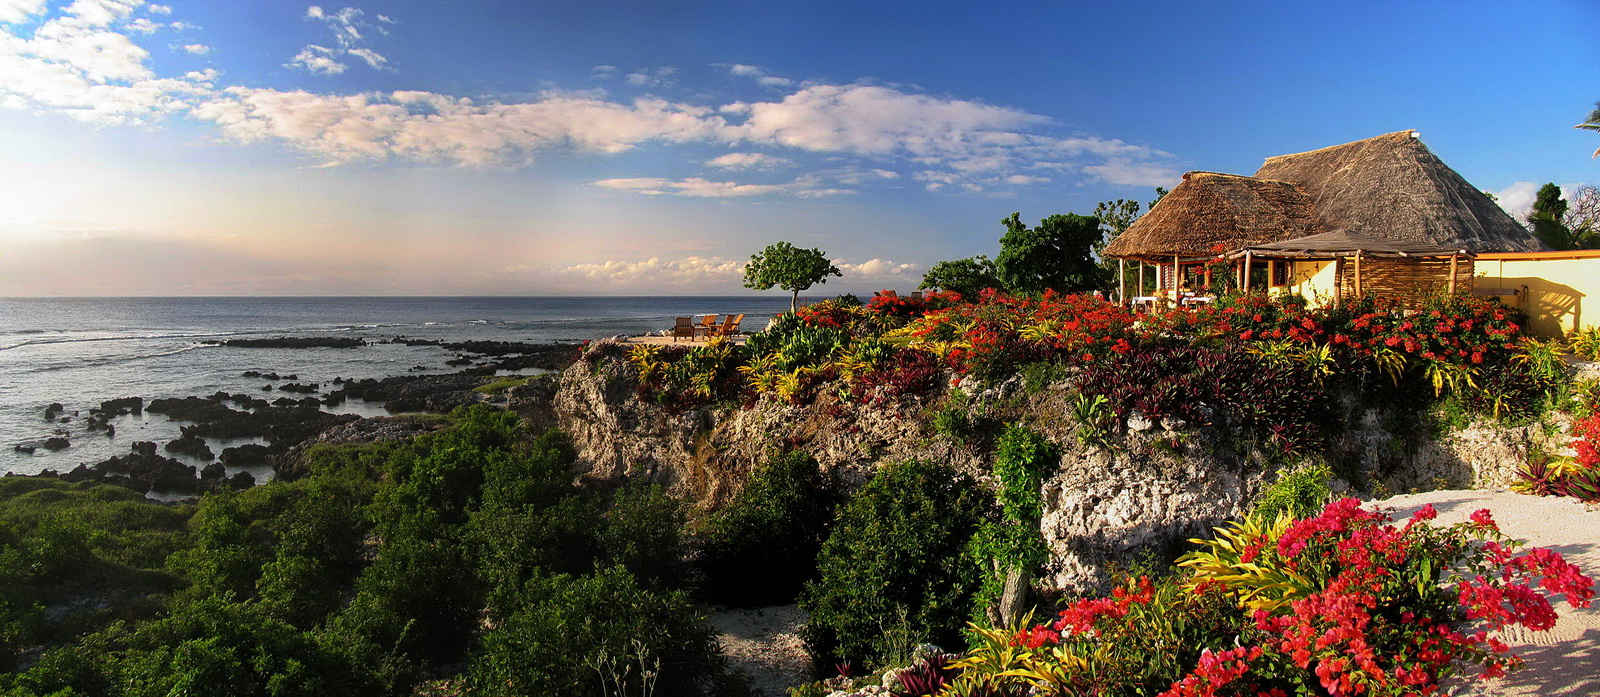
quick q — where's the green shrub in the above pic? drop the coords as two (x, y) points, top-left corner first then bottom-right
(468, 566), (725, 697)
(599, 481), (687, 590)
(473, 376), (532, 394)
(697, 451), (841, 607)
(930, 390), (977, 443)
(970, 426), (1055, 623)
(1249, 462), (1333, 523)
(800, 460), (993, 671)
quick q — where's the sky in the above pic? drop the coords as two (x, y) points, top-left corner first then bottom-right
(0, 0), (1596, 296)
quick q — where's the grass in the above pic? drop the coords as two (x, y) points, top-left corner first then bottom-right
(473, 376), (533, 395)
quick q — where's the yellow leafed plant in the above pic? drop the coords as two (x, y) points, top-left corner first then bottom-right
(1177, 513), (1314, 612)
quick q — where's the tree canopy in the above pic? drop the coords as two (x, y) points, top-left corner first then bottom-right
(1527, 183), (1590, 250)
(993, 212), (1105, 295)
(919, 255), (1000, 299)
(743, 242), (842, 312)
(1578, 102), (1600, 158)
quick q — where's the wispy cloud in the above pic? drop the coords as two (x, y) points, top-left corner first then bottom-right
(593, 177), (787, 198)
(178, 42), (209, 54)
(623, 66), (676, 88)
(289, 5), (391, 76)
(705, 151), (792, 169)
(720, 62), (793, 88)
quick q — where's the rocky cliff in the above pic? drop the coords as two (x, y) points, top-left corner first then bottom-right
(524, 339), (1561, 593)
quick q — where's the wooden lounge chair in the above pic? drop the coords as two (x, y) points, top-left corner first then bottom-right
(714, 313), (745, 338)
(697, 314), (719, 339)
(671, 317), (695, 342)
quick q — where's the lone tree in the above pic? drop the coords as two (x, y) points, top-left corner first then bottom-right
(744, 241), (842, 312)
(1577, 102), (1600, 158)
(919, 255), (1000, 299)
(993, 212), (1105, 295)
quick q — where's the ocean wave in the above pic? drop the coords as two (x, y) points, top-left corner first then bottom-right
(14, 343), (211, 374)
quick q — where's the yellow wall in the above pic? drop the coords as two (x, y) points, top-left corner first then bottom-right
(1272, 259), (1339, 307)
(1474, 255), (1600, 337)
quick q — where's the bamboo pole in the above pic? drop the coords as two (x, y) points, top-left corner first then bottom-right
(1267, 259), (1276, 291)
(1242, 251), (1252, 293)
(1354, 251), (1363, 296)
(1448, 254), (1458, 295)
(1173, 254), (1181, 300)
(1118, 258), (1126, 304)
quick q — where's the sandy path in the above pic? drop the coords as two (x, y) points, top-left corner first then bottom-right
(710, 604), (810, 696)
(1372, 490), (1600, 697)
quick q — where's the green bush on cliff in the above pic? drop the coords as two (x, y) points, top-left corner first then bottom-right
(800, 459), (993, 671)
(969, 425), (1055, 623)
(1249, 462), (1334, 523)
(468, 565), (724, 697)
(697, 451), (841, 607)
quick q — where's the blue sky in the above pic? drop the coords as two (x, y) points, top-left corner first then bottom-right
(0, 0), (1595, 295)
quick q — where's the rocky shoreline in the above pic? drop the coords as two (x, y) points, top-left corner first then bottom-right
(6, 338), (584, 498)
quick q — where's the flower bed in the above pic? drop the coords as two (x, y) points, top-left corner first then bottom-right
(926, 499), (1594, 697)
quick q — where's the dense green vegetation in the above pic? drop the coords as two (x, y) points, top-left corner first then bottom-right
(0, 406), (740, 697)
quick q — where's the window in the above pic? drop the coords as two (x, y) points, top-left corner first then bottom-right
(1273, 260), (1293, 287)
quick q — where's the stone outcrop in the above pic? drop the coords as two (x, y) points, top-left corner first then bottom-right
(547, 340), (1565, 594)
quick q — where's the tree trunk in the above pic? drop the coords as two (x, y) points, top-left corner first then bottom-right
(790, 291), (798, 314)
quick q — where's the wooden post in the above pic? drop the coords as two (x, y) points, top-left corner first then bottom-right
(1267, 259), (1276, 292)
(1447, 254), (1458, 295)
(1173, 254), (1181, 300)
(1334, 258), (1343, 309)
(1243, 251), (1252, 293)
(1118, 258), (1126, 304)
(1139, 262), (1146, 296)
(1353, 251), (1363, 297)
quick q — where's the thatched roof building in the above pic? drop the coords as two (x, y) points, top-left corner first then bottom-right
(1254, 131), (1541, 253)
(1104, 130), (1543, 261)
(1101, 172), (1319, 259)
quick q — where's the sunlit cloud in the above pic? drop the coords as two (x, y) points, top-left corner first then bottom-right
(705, 151), (792, 169)
(289, 5), (390, 76)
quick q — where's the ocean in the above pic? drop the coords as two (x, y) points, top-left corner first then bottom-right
(0, 296), (796, 478)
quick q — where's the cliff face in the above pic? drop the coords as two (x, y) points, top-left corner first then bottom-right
(537, 340), (1555, 593)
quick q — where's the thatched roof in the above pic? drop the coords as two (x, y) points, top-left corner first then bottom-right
(1253, 130), (1542, 253)
(1231, 229), (1467, 259)
(1102, 171), (1319, 259)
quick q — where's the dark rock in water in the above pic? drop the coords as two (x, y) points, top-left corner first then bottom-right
(13, 444), (36, 454)
(242, 371), (297, 380)
(321, 390), (347, 407)
(131, 441), (158, 457)
(227, 472), (256, 490)
(99, 397), (143, 416)
(148, 393), (356, 447)
(262, 384), (273, 391)
(220, 443), (271, 467)
(165, 434), (215, 461)
(44, 403), (64, 420)
(445, 356), (473, 367)
(219, 337), (365, 349)
(336, 372), (486, 413)
(62, 444), (201, 494)
(200, 462), (226, 481)
(278, 415), (447, 479)
(104, 423), (115, 438)
(42, 437), (69, 451)
(278, 382), (319, 394)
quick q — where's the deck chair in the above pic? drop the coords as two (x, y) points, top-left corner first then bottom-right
(671, 317), (696, 342)
(714, 313), (745, 338)
(697, 314), (719, 339)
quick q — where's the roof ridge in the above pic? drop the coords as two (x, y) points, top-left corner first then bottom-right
(1260, 129), (1419, 164)
(1183, 170), (1302, 187)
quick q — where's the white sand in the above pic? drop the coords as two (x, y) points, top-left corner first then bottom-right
(1371, 490), (1600, 696)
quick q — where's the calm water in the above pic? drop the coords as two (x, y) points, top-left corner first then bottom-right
(0, 296), (794, 476)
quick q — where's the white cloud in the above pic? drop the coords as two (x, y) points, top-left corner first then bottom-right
(62, 0), (141, 27)
(706, 151), (791, 169)
(594, 176), (786, 198)
(562, 256), (746, 284)
(146, 3), (170, 14)
(195, 89), (726, 165)
(290, 5), (390, 76)
(1005, 174), (1049, 185)
(346, 46), (387, 69)
(179, 42), (208, 54)
(591, 64), (617, 79)
(125, 17), (159, 33)
(1080, 159), (1180, 187)
(834, 258), (920, 277)
(287, 44), (344, 75)
(0, 0), (47, 23)
(721, 62), (793, 88)
(624, 66), (676, 88)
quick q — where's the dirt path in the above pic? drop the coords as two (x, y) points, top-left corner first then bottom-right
(710, 604), (810, 696)
(1372, 490), (1600, 697)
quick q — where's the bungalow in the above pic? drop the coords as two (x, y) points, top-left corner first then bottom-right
(1103, 130), (1542, 308)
